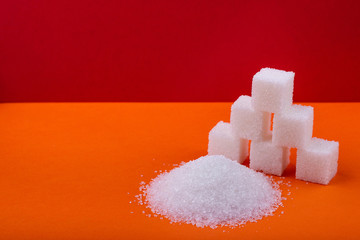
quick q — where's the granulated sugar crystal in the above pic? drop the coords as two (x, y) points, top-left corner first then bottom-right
(138, 155), (282, 228)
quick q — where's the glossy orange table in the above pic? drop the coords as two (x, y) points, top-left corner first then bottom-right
(0, 102), (358, 239)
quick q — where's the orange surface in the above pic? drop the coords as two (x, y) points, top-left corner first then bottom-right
(0, 102), (358, 239)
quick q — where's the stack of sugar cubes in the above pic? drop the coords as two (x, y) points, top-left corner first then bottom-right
(208, 68), (339, 185)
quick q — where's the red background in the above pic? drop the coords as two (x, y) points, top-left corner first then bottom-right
(0, 0), (359, 102)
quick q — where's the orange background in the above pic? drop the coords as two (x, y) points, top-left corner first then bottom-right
(0, 102), (358, 239)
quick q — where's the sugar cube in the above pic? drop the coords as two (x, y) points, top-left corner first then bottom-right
(230, 95), (271, 141)
(249, 137), (290, 176)
(272, 104), (314, 148)
(252, 68), (294, 113)
(208, 121), (248, 163)
(296, 137), (339, 185)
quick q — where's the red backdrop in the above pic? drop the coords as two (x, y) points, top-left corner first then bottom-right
(0, 0), (359, 102)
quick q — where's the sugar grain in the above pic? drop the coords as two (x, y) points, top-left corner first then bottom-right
(138, 155), (282, 228)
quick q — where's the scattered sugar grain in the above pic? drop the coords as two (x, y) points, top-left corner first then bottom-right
(138, 155), (282, 228)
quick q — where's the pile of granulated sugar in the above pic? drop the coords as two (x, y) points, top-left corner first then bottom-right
(137, 155), (282, 228)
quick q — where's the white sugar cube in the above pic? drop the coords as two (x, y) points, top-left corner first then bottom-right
(252, 68), (294, 113)
(296, 138), (339, 185)
(272, 104), (314, 148)
(230, 95), (271, 141)
(249, 138), (290, 176)
(208, 121), (248, 163)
